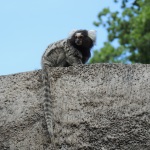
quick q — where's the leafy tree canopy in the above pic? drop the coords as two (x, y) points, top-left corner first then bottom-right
(90, 0), (150, 64)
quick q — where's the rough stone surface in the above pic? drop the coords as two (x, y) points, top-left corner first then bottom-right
(0, 64), (150, 150)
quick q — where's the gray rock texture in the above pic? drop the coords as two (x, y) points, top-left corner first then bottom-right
(0, 64), (150, 150)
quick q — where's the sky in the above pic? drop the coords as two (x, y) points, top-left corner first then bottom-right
(0, 0), (120, 75)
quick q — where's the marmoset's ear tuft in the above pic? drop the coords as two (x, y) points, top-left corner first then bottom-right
(88, 30), (96, 44)
(68, 29), (77, 39)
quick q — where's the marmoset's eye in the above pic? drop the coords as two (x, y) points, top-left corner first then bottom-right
(75, 35), (83, 39)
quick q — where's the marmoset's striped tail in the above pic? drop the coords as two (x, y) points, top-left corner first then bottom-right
(42, 66), (54, 142)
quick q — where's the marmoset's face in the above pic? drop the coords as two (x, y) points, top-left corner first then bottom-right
(69, 29), (94, 49)
(74, 32), (84, 46)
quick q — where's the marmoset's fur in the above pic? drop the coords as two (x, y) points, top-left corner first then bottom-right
(41, 29), (96, 142)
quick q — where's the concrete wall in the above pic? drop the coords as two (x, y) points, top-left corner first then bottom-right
(0, 64), (150, 150)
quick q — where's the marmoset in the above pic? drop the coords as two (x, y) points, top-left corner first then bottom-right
(41, 29), (96, 141)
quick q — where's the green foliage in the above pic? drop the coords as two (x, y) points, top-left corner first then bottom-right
(90, 0), (150, 64)
(90, 42), (127, 63)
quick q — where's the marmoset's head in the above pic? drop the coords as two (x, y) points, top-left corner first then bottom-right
(69, 29), (96, 49)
